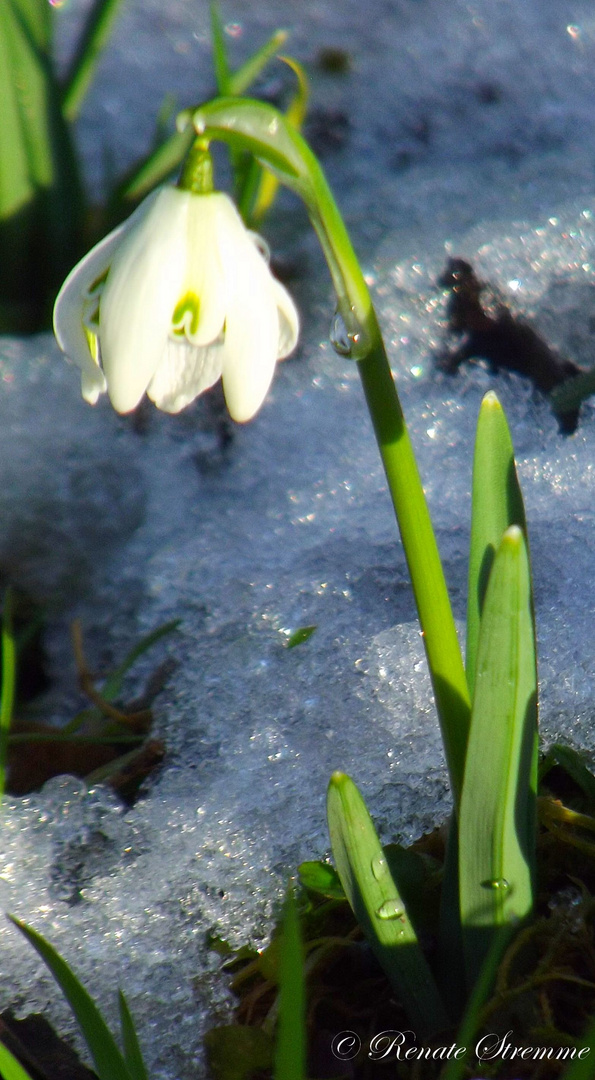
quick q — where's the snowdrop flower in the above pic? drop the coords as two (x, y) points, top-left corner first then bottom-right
(53, 177), (299, 421)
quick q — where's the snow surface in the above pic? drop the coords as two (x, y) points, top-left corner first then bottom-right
(2, 0), (595, 1075)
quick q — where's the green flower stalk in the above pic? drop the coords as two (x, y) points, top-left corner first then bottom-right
(181, 97), (470, 802)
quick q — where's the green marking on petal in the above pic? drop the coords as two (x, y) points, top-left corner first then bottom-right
(83, 324), (100, 362)
(85, 267), (110, 298)
(172, 291), (201, 337)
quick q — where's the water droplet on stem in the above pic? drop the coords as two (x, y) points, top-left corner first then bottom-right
(376, 898), (405, 920)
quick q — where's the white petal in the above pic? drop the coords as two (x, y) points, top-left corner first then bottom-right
(269, 276), (299, 358)
(177, 194), (227, 346)
(53, 225), (126, 403)
(99, 188), (189, 413)
(214, 197), (280, 422)
(147, 339), (223, 413)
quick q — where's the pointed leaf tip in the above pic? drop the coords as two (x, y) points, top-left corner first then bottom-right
(482, 389), (500, 405)
(502, 523), (523, 546)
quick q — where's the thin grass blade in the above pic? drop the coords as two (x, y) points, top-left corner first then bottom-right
(273, 885), (306, 1080)
(327, 772), (448, 1037)
(0, 1041), (36, 1080)
(466, 391), (526, 696)
(61, 0), (127, 120)
(210, 1), (231, 94)
(114, 128), (195, 210)
(101, 619), (180, 701)
(459, 526), (537, 988)
(248, 56), (310, 227)
(9, 917), (133, 1080)
(0, 590), (16, 801)
(118, 990), (149, 1080)
(228, 29), (288, 96)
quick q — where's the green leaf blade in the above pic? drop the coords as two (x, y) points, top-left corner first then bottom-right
(228, 29), (288, 97)
(274, 886), (306, 1080)
(459, 525), (537, 987)
(118, 990), (149, 1080)
(327, 772), (448, 1037)
(61, 0), (127, 121)
(210, 1), (231, 95)
(466, 391), (526, 696)
(9, 917), (133, 1080)
(0, 1041), (36, 1080)
(298, 860), (345, 899)
(0, 590), (17, 801)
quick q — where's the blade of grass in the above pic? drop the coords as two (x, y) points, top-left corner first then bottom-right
(327, 772), (448, 1037)
(466, 391), (526, 696)
(9, 917), (133, 1080)
(228, 29), (288, 97)
(273, 886), (306, 1080)
(247, 56), (310, 227)
(61, 0), (127, 121)
(118, 991), (149, 1080)
(0, 590), (16, 802)
(101, 619), (180, 701)
(210, 1), (231, 95)
(110, 127), (195, 213)
(0, 1041), (35, 1080)
(459, 526), (537, 988)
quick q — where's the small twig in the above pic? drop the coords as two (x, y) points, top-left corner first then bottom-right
(71, 620), (152, 731)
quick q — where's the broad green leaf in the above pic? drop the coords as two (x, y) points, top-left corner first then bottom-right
(459, 526), (537, 988)
(467, 391), (526, 696)
(0, 1041), (35, 1080)
(274, 886), (306, 1080)
(327, 772), (448, 1037)
(9, 917), (133, 1080)
(118, 990), (149, 1080)
(61, 0), (127, 121)
(0, 590), (16, 801)
(204, 1026), (273, 1080)
(384, 843), (440, 935)
(0, 0), (82, 330)
(298, 860), (345, 899)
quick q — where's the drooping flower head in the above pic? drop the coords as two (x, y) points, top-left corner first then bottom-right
(53, 145), (299, 422)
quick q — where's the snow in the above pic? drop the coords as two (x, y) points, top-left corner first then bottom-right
(2, 0), (595, 1073)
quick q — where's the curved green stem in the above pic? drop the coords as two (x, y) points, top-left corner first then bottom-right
(184, 97), (470, 802)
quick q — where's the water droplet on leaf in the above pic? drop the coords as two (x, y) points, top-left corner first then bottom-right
(376, 898), (405, 920)
(371, 855), (387, 881)
(480, 878), (510, 891)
